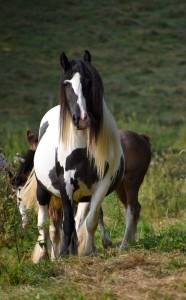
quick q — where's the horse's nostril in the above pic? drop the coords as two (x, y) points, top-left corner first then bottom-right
(72, 114), (80, 126)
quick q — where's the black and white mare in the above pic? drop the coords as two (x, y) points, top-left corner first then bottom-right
(33, 51), (124, 262)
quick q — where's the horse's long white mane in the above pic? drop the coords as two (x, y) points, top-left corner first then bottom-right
(62, 101), (122, 179)
(87, 102), (122, 178)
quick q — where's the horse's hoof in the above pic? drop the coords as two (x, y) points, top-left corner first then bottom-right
(77, 223), (95, 256)
(32, 243), (48, 264)
(102, 236), (113, 249)
(119, 242), (129, 251)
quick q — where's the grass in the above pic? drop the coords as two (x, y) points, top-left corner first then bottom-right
(0, 0), (186, 299)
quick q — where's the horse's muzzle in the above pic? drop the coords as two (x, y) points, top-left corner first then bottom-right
(77, 117), (90, 130)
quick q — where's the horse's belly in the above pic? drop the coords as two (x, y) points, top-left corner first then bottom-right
(34, 130), (60, 197)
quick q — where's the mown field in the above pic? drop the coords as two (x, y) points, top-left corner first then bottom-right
(0, 0), (186, 299)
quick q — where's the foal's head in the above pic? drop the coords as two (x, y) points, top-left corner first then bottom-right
(60, 50), (104, 140)
(12, 131), (38, 187)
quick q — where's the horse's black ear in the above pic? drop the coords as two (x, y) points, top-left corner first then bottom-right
(60, 52), (70, 71)
(84, 50), (91, 63)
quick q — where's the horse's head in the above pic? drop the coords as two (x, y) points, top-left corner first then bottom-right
(27, 130), (38, 150)
(60, 50), (104, 139)
(12, 130), (38, 187)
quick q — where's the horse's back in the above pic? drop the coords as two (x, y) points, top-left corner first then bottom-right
(120, 130), (151, 174)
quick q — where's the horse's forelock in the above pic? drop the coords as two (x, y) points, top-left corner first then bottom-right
(79, 60), (104, 141)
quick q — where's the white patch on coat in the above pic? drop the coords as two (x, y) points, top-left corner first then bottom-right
(34, 106), (61, 197)
(64, 169), (76, 199)
(65, 72), (87, 120)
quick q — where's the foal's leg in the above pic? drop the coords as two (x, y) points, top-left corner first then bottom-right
(32, 182), (50, 263)
(120, 188), (141, 249)
(98, 207), (112, 248)
(77, 177), (111, 256)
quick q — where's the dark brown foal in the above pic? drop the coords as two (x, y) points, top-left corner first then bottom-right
(98, 130), (151, 249)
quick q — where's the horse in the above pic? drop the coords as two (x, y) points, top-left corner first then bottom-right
(12, 130), (38, 228)
(31, 50), (124, 262)
(15, 128), (151, 260)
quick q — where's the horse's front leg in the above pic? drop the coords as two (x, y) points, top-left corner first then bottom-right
(76, 203), (112, 249)
(77, 177), (111, 256)
(75, 202), (90, 232)
(32, 181), (50, 263)
(60, 185), (77, 256)
(98, 207), (112, 249)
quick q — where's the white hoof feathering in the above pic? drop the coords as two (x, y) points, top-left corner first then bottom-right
(77, 221), (95, 256)
(31, 242), (48, 264)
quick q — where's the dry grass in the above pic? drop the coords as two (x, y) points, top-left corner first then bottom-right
(58, 252), (186, 300)
(1, 251), (185, 300)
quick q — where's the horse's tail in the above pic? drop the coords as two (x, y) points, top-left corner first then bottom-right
(19, 168), (38, 212)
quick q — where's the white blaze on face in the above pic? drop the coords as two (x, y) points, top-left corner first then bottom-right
(65, 72), (87, 120)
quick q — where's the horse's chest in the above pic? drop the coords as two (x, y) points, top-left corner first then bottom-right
(62, 148), (99, 201)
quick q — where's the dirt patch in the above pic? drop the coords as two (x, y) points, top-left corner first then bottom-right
(51, 251), (186, 299)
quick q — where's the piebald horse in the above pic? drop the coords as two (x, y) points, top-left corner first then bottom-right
(33, 51), (124, 262)
(13, 128), (151, 261)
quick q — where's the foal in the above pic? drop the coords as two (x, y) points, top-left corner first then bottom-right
(76, 130), (151, 249)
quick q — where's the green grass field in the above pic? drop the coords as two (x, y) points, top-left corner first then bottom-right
(0, 0), (186, 299)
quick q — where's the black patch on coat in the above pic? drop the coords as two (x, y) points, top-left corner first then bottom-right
(65, 148), (99, 188)
(48, 166), (60, 192)
(36, 179), (51, 206)
(13, 150), (35, 187)
(39, 121), (49, 141)
(70, 177), (79, 194)
(48, 150), (64, 193)
(79, 196), (91, 202)
(107, 156), (124, 195)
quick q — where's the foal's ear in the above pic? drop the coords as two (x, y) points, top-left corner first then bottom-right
(83, 50), (91, 63)
(60, 52), (70, 71)
(27, 130), (38, 146)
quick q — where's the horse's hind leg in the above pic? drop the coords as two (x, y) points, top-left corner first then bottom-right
(121, 188), (141, 249)
(49, 196), (63, 260)
(98, 207), (112, 249)
(116, 184), (141, 249)
(32, 181), (50, 263)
